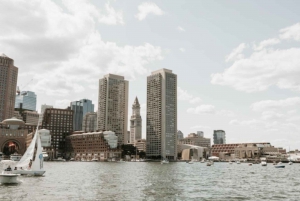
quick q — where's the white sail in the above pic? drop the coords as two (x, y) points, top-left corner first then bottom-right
(15, 128), (38, 168)
(31, 131), (44, 171)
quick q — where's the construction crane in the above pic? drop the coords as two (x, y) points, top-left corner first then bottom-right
(17, 79), (33, 94)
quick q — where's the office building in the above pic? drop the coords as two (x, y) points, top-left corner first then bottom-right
(178, 133), (211, 148)
(177, 130), (184, 140)
(38, 104), (53, 125)
(22, 111), (39, 125)
(82, 112), (97, 132)
(98, 74), (128, 145)
(15, 91), (37, 111)
(135, 139), (146, 152)
(41, 108), (73, 157)
(213, 130), (226, 144)
(130, 97), (142, 144)
(146, 69), (177, 160)
(0, 54), (18, 122)
(197, 131), (204, 138)
(70, 99), (94, 131)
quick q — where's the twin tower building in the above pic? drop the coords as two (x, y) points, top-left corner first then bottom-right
(98, 69), (177, 160)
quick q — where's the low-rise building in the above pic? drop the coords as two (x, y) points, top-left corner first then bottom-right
(65, 131), (121, 161)
(135, 139), (146, 152)
(179, 144), (208, 161)
(178, 133), (211, 148)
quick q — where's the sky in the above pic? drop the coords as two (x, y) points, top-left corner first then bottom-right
(1, 0), (300, 150)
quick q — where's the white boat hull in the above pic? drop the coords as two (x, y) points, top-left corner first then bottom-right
(12, 170), (45, 176)
(0, 174), (19, 184)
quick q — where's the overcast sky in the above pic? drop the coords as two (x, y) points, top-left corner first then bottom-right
(1, 0), (300, 150)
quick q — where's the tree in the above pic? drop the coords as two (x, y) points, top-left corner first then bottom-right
(121, 144), (138, 158)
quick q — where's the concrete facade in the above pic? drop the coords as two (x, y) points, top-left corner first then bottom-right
(98, 74), (128, 145)
(82, 112), (97, 132)
(135, 139), (146, 152)
(178, 133), (211, 148)
(0, 54), (18, 122)
(130, 97), (142, 144)
(146, 69), (177, 160)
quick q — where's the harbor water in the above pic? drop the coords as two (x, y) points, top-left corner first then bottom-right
(0, 162), (299, 201)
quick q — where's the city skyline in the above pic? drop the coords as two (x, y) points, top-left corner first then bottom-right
(1, 1), (300, 149)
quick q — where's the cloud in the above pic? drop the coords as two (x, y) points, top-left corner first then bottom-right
(225, 43), (246, 62)
(179, 48), (186, 52)
(0, 0), (163, 100)
(54, 99), (71, 109)
(177, 87), (201, 104)
(98, 3), (124, 25)
(190, 125), (211, 129)
(251, 97), (300, 111)
(135, 2), (164, 21)
(253, 38), (280, 51)
(177, 26), (185, 32)
(211, 22), (300, 92)
(187, 104), (216, 114)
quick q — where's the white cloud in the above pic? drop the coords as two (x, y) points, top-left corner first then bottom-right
(54, 99), (71, 109)
(253, 38), (280, 51)
(225, 43), (246, 62)
(177, 26), (185, 32)
(179, 48), (186, 52)
(177, 87), (201, 104)
(217, 110), (236, 117)
(190, 125), (211, 129)
(212, 22), (300, 93)
(187, 104), (216, 114)
(0, 0), (163, 99)
(135, 2), (164, 21)
(98, 3), (124, 25)
(279, 23), (300, 41)
(251, 97), (300, 111)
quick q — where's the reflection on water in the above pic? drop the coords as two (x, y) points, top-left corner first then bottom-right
(0, 162), (299, 200)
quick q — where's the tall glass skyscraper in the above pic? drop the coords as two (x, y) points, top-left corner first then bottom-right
(213, 130), (226, 144)
(70, 99), (94, 131)
(15, 91), (37, 111)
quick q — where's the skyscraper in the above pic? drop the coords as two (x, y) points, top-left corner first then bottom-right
(146, 69), (177, 160)
(82, 112), (97, 132)
(38, 104), (53, 125)
(197, 131), (204, 138)
(70, 99), (94, 131)
(97, 74), (128, 145)
(0, 54), (18, 122)
(15, 91), (37, 111)
(130, 97), (142, 144)
(213, 130), (226, 144)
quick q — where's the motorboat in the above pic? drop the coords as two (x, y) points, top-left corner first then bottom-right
(206, 162), (212, 166)
(236, 160), (241, 164)
(70, 158), (75, 161)
(289, 161), (293, 165)
(0, 160), (19, 184)
(117, 159), (126, 163)
(91, 158), (99, 162)
(10, 153), (22, 161)
(188, 160), (193, 164)
(13, 126), (46, 176)
(53, 157), (66, 162)
(275, 162), (285, 168)
(248, 163), (253, 166)
(42, 151), (49, 161)
(229, 161), (233, 164)
(161, 159), (169, 164)
(261, 161), (267, 166)
(200, 159), (205, 163)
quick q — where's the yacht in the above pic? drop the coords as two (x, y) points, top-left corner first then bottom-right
(275, 162), (285, 168)
(289, 161), (293, 165)
(236, 160), (241, 164)
(261, 161), (267, 166)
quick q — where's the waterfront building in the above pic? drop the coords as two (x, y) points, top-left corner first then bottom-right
(0, 117), (29, 156)
(98, 74), (128, 145)
(41, 108), (73, 157)
(197, 131), (204, 138)
(22, 111), (39, 125)
(130, 97), (142, 144)
(15, 91), (37, 111)
(177, 130), (184, 140)
(213, 130), (226, 144)
(178, 133), (211, 148)
(82, 112), (97, 132)
(0, 54), (18, 122)
(66, 130), (121, 161)
(38, 104), (53, 125)
(146, 69), (177, 160)
(70, 99), (94, 131)
(179, 144), (208, 161)
(135, 139), (146, 152)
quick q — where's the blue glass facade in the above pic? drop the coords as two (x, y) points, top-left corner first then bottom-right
(15, 91), (37, 111)
(70, 99), (94, 131)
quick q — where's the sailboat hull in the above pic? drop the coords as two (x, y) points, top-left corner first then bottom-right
(12, 170), (45, 176)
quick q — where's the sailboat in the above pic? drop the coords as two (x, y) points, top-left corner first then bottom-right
(13, 127), (45, 176)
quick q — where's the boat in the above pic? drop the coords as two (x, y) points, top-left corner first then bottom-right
(10, 153), (22, 161)
(91, 158), (99, 162)
(161, 159), (169, 164)
(229, 161), (233, 164)
(261, 161), (267, 166)
(236, 160), (241, 164)
(53, 157), (66, 162)
(248, 163), (253, 166)
(275, 162), (285, 168)
(0, 160), (19, 184)
(42, 151), (49, 161)
(188, 160), (193, 164)
(289, 161), (293, 165)
(70, 158), (75, 161)
(206, 161), (212, 166)
(12, 127), (45, 176)
(200, 159), (205, 163)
